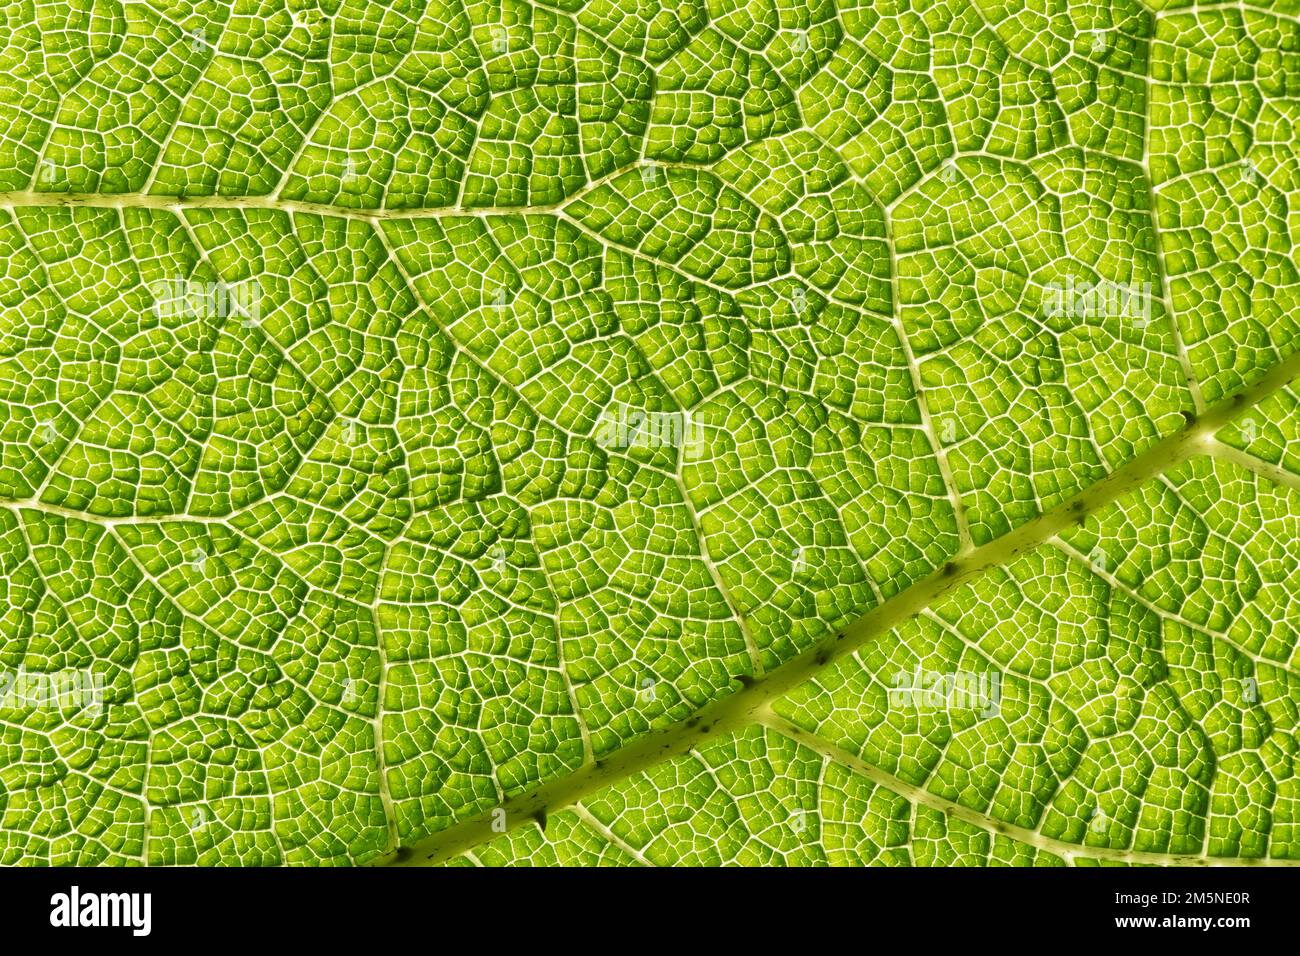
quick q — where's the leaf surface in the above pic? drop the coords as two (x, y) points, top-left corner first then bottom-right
(0, 0), (1296, 866)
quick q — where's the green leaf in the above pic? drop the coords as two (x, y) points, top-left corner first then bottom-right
(0, 0), (1295, 867)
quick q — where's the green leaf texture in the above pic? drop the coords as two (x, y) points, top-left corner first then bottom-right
(0, 0), (1296, 866)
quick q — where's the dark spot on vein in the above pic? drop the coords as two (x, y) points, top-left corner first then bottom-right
(814, 647), (831, 666)
(1180, 409), (1196, 426)
(532, 810), (548, 832)
(392, 846), (413, 863)
(685, 716), (700, 729)
(942, 561), (959, 577)
(735, 674), (756, 688)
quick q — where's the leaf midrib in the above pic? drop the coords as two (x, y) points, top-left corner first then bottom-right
(373, 347), (1300, 866)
